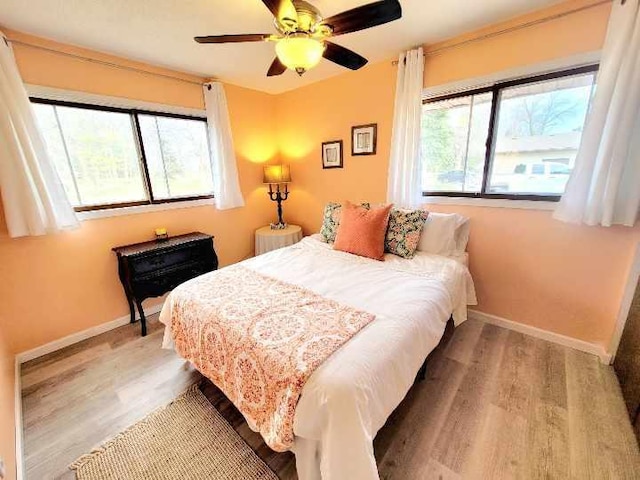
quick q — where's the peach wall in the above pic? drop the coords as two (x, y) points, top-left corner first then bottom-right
(276, 60), (396, 223)
(5, 29), (205, 109)
(0, 327), (16, 480)
(277, 0), (640, 347)
(423, 0), (612, 87)
(427, 205), (640, 345)
(0, 30), (278, 354)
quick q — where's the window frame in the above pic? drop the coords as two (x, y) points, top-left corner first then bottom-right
(421, 64), (599, 201)
(31, 97), (213, 212)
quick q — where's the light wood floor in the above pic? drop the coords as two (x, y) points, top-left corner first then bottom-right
(21, 315), (640, 480)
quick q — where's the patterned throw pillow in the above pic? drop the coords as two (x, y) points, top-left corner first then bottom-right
(320, 202), (370, 243)
(385, 208), (429, 258)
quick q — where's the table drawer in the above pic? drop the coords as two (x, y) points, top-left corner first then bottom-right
(129, 241), (212, 275)
(131, 262), (212, 298)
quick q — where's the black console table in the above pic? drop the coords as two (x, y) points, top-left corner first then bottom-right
(113, 232), (218, 336)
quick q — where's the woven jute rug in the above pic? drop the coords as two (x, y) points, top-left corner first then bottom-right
(70, 385), (279, 480)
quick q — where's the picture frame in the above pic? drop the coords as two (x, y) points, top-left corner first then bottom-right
(322, 140), (344, 169)
(351, 123), (377, 156)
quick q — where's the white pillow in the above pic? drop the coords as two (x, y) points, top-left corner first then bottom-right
(417, 212), (470, 256)
(453, 215), (470, 254)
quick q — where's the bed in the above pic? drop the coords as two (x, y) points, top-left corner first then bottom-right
(159, 233), (477, 480)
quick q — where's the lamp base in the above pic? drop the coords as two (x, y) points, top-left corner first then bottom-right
(267, 184), (288, 230)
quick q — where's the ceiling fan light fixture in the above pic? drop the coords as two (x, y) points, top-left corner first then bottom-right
(196, 0), (403, 77)
(275, 35), (324, 76)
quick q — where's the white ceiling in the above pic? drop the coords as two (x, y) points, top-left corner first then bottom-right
(0, 0), (563, 94)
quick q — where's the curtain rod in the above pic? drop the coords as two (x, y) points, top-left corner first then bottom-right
(4, 37), (205, 87)
(393, 0), (612, 65)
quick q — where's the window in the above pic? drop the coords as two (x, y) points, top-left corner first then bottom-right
(549, 163), (571, 175)
(138, 115), (213, 200)
(32, 99), (213, 211)
(422, 92), (492, 193)
(531, 164), (545, 175)
(421, 65), (598, 200)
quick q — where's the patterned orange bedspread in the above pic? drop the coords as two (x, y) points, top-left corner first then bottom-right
(166, 264), (375, 451)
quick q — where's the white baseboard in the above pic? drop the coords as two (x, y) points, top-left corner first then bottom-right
(14, 358), (24, 480)
(468, 309), (611, 364)
(16, 303), (164, 364)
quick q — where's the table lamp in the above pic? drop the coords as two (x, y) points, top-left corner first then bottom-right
(263, 164), (291, 229)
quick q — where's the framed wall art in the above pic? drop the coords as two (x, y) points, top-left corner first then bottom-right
(322, 140), (344, 169)
(351, 123), (377, 156)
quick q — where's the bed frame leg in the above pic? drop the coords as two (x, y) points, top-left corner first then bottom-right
(418, 317), (456, 382)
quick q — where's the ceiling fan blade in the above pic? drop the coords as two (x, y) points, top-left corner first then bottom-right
(267, 57), (287, 77)
(323, 42), (368, 70)
(194, 34), (270, 44)
(261, 0), (298, 24)
(322, 0), (402, 36)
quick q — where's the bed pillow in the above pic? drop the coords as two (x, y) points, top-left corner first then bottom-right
(320, 201), (370, 243)
(334, 202), (393, 261)
(385, 208), (430, 259)
(417, 212), (469, 256)
(452, 215), (471, 254)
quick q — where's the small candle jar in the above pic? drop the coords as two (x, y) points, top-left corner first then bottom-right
(155, 228), (168, 241)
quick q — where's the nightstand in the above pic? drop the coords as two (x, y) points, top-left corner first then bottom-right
(255, 225), (302, 255)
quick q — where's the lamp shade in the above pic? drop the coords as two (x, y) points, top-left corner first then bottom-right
(275, 35), (324, 74)
(263, 164), (291, 184)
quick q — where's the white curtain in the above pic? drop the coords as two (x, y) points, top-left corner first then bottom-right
(203, 82), (245, 210)
(0, 32), (78, 237)
(387, 47), (424, 208)
(554, 0), (640, 227)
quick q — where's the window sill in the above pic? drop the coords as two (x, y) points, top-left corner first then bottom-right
(422, 196), (557, 211)
(76, 198), (215, 221)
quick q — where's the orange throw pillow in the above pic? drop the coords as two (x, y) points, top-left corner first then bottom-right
(334, 202), (393, 261)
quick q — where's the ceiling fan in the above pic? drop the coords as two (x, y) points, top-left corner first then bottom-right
(194, 0), (402, 77)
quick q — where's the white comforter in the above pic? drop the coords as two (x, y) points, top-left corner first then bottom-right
(160, 235), (476, 480)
